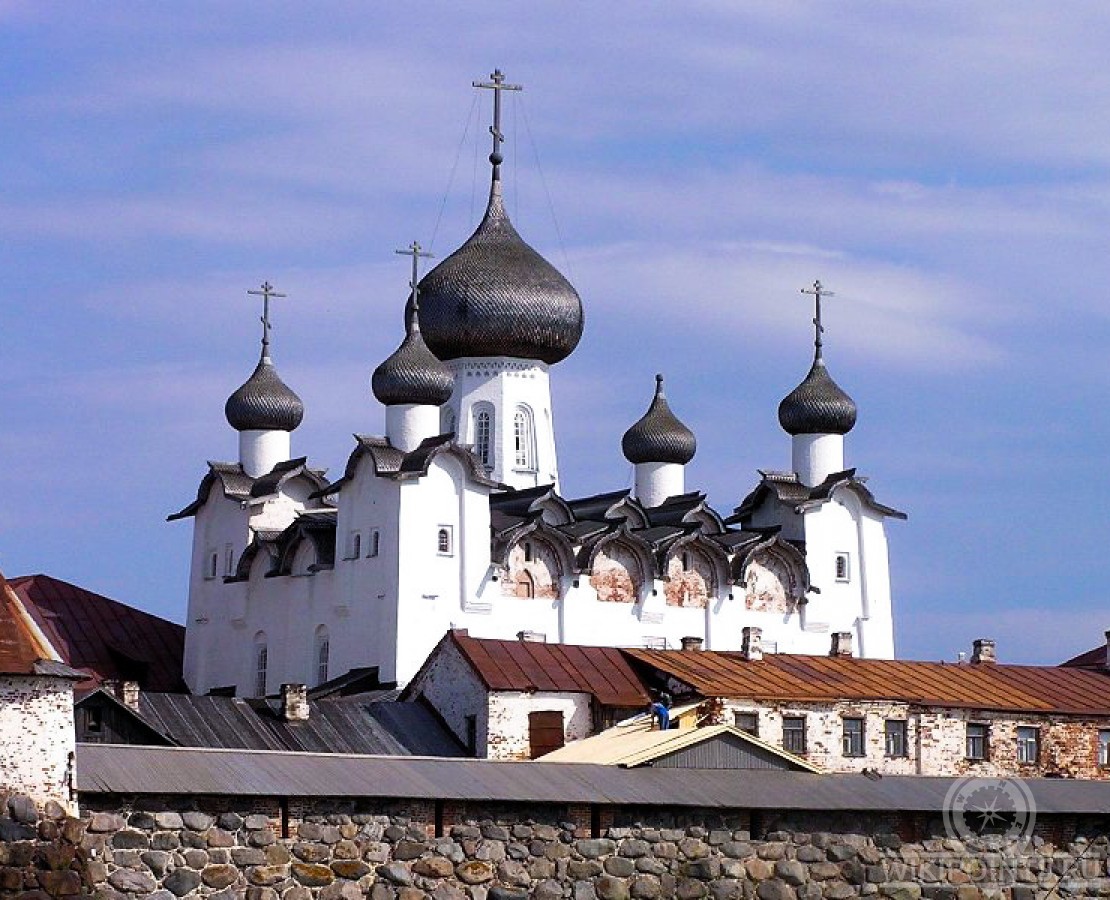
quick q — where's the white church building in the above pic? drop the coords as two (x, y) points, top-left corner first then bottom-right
(172, 71), (905, 697)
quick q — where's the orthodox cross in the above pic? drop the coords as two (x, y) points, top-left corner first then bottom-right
(247, 281), (286, 354)
(395, 241), (434, 311)
(472, 68), (522, 176)
(801, 279), (834, 358)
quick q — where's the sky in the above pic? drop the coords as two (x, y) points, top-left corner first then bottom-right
(2, 2), (1108, 665)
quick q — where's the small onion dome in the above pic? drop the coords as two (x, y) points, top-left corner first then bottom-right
(225, 354), (305, 432)
(777, 356), (857, 436)
(622, 374), (697, 465)
(417, 181), (584, 365)
(371, 299), (454, 406)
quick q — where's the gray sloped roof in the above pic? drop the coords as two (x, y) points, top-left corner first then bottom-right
(75, 744), (1110, 814)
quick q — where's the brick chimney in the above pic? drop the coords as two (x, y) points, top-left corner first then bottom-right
(280, 683), (309, 722)
(103, 679), (141, 711)
(680, 636), (704, 652)
(971, 639), (996, 665)
(830, 632), (853, 658)
(740, 626), (763, 661)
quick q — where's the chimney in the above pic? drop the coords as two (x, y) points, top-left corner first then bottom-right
(280, 683), (309, 722)
(741, 626), (763, 662)
(830, 632), (853, 658)
(516, 630), (547, 643)
(120, 681), (141, 711)
(680, 636), (704, 652)
(971, 639), (996, 665)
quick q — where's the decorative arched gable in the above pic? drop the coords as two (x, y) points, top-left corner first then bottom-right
(663, 536), (729, 608)
(501, 524), (573, 601)
(737, 539), (809, 613)
(585, 529), (653, 604)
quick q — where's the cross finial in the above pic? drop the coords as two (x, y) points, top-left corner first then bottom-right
(473, 68), (522, 181)
(395, 241), (434, 319)
(246, 281), (287, 356)
(800, 279), (835, 360)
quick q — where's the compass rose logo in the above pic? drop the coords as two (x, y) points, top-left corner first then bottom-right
(943, 776), (1036, 845)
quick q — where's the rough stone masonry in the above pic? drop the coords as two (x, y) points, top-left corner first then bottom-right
(2, 793), (1109, 900)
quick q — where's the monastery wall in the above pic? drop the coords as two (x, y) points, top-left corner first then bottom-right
(3, 792), (1110, 899)
(0, 677), (75, 813)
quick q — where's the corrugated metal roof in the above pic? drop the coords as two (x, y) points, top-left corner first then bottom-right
(9, 573), (185, 692)
(74, 743), (1110, 813)
(539, 719), (819, 772)
(625, 649), (1110, 715)
(450, 631), (650, 707)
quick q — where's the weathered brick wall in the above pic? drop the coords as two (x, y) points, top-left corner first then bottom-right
(0, 677), (75, 812)
(718, 700), (1110, 779)
(4, 792), (1110, 900)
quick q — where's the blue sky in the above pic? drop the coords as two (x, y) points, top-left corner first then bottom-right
(2, 3), (1108, 665)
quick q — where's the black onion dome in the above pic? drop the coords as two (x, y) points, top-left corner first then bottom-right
(622, 374), (697, 465)
(225, 354), (305, 432)
(777, 356), (857, 436)
(372, 298), (454, 406)
(417, 182), (584, 364)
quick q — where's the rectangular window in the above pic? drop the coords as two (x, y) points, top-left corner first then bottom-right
(437, 526), (454, 556)
(884, 719), (908, 758)
(465, 714), (478, 756)
(734, 711), (759, 736)
(842, 717), (865, 757)
(966, 722), (989, 760)
(1016, 726), (1039, 764)
(205, 549), (218, 580)
(367, 528), (380, 558)
(223, 543), (235, 576)
(254, 646), (268, 698)
(783, 715), (806, 755)
(528, 710), (565, 759)
(835, 553), (851, 582)
(345, 531), (362, 560)
(1099, 730), (1110, 767)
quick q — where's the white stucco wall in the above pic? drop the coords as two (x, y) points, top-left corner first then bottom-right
(0, 676), (75, 811)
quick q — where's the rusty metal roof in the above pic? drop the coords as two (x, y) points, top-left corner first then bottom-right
(74, 743), (1110, 813)
(624, 649), (1110, 716)
(8, 574), (186, 693)
(0, 571), (56, 675)
(448, 631), (650, 707)
(1061, 644), (1105, 669)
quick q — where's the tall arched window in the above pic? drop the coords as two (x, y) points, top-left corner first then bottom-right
(314, 625), (330, 686)
(474, 408), (492, 466)
(514, 406), (535, 470)
(253, 632), (268, 698)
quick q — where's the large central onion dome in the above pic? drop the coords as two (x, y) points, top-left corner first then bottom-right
(372, 297), (454, 406)
(622, 374), (697, 465)
(225, 353), (305, 432)
(416, 181), (584, 365)
(777, 356), (857, 436)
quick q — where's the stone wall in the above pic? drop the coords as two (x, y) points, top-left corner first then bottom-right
(3, 793), (1110, 900)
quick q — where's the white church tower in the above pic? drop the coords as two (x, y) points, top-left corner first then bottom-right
(416, 70), (584, 492)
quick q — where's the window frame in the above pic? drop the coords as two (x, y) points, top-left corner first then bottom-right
(842, 716), (865, 757)
(513, 405), (537, 472)
(966, 722), (989, 761)
(205, 548), (219, 580)
(367, 528), (381, 558)
(473, 408), (493, 467)
(734, 711), (759, 737)
(254, 642), (268, 698)
(884, 719), (908, 758)
(315, 626), (330, 686)
(437, 526), (454, 556)
(782, 715), (807, 755)
(1016, 726), (1039, 765)
(835, 552), (851, 582)
(1099, 730), (1110, 768)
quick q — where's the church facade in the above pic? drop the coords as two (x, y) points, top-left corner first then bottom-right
(173, 72), (905, 697)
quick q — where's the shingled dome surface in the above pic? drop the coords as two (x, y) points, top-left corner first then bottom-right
(417, 183), (583, 365)
(622, 375), (696, 465)
(225, 355), (305, 432)
(777, 358), (857, 436)
(372, 299), (454, 406)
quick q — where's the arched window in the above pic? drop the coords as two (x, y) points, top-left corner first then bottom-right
(253, 632), (268, 698)
(474, 408), (492, 467)
(437, 527), (453, 555)
(514, 406), (535, 470)
(314, 625), (330, 686)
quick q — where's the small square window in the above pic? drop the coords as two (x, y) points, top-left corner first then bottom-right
(783, 715), (806, 755)
(835, 553), (851, 582)
(734, 712), (759, 737)
(885, 719), (908, 758)
(842, 717), (865, 757)
(1016, 726), (1039, 765)
(966, 722), (989, 760)
(437, 526), (454, 556)
(1099, 730), (1110, 767)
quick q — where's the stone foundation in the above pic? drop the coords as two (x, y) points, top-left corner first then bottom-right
(2, 793), (1110, 899)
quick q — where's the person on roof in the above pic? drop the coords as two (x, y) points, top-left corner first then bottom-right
(649, 691), (672, 730)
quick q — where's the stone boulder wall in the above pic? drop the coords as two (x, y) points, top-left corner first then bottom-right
(2, 793), (1110, 899)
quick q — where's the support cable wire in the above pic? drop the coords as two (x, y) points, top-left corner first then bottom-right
(429, 91), (480, 252)
(518, 94), (575, 282)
